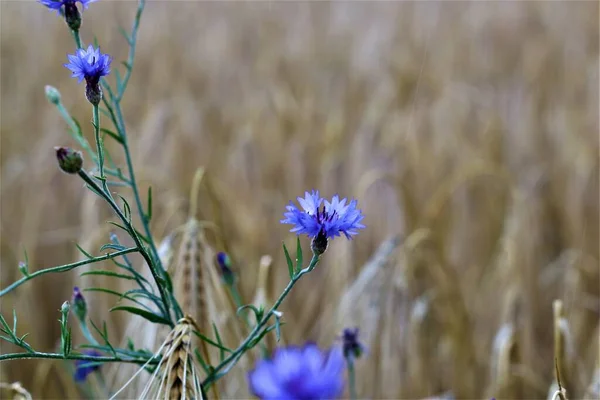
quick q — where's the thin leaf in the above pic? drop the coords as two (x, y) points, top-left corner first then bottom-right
(101, 127), (124, 144)
(122, 289), (163, 309)
(295, 236), (303, 273)
(0, 334), (13, 343)
(162, 270), (173, 291)
(236, 304), (263, 322)
(134, 228), (151, 244)
(99, 243), (126, 252)
(84, 182), (104, 198)
(212, 323), (226, 362)
(275, 314), (282, 343)
(89, 319), (117, 357)
(118, 195), (132, 223)
(98, 107), (111, 119)
(192, 330), (232, 354)
(109, 306), (171, 325)
(194, 348), (212, 375)
(118, 26), (133, 45)
(75, 244), (94, 259)
(0, 314), (10, 335)
(146, 186), (153, 222)
(282, 242), (294, 280)
(84, 287), (154, 312)
(72, 117), (83, 136)
(107, 221), (129, 233)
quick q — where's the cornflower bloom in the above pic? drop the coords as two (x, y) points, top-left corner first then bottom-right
(38, 0), (96, 31)
(281, 190), (365, 254)
(64, 45), (112, 105)
(248, 342), (345, 400)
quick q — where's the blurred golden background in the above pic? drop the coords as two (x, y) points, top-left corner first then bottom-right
(1, 1), (599, 399)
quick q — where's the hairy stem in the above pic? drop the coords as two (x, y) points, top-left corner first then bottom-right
(0, 351), (155, 365)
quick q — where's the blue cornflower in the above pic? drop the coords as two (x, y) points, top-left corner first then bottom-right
(74, 350), (102, 382)
(64, 45), (112, 105)
(248, 342), (345, 400)
(281, 190), (365, 254)
(39, 0), (96, 31)
(65, 45), (112, 84)
(38, 0), (95, 12)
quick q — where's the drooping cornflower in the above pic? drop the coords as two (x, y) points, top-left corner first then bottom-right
(281, 190), (365, 254)
(38, 0), (96, 31)
(64, 45), (112, 105)
(74, 349), (102, 382)
(248, 342), (345, 400)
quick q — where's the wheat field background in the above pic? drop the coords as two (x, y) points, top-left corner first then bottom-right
(0, 1), (599, 399)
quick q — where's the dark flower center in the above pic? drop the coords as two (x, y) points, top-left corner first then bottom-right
(315, 205), (336, 224)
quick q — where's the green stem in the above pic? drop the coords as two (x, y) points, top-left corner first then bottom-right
(92, 105), (107, 188)
(116, 0), (145, 101)
(0, 248), (137, 297)
(347, 356), (357, 400)
(227, 282), (268, 358)
(203, 253), (320, 386)
(71, 29), (82, 49)
(0, 351), (154, 364)
(115, 99), (181, 321)
(55, 101), (95, 159)
(98, 0), (179, 320)
(79, 321), (100, 346)
(77, 170), (173, 326)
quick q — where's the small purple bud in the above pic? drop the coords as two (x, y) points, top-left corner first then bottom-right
(55, 146), (83, 174)
(216, 252), (235, 285)
(342, 327), (363, 361)
(72, 286), (87, 322)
